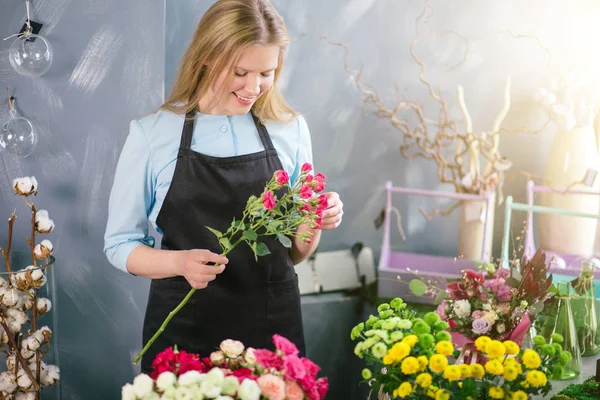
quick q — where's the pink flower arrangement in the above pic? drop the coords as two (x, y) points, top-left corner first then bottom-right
(123, 335), (329, 400)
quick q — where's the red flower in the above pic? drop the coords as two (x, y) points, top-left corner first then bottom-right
(301, 163), (313, 173)
(312, 173), (326, 192)
(317, 194), (328, 212)
(298, 203), (311, 213)
(446, 270), (485, 300)
(273, 334), (300, 357)
(178, 350), (205, 374)
(449, 319), (456, 328)
(255, 349), (283, 370)
(231, 368), (258, 382)
(316, 377), (329, 399)
(314, 173), (325, 182)
(299, 373), (316, 392)
(304, 174), (314, 183)
(262, 191), (276, 210)
(275, 170), (289, 186)
(301, 357), (321, 377)
(300, 185), (313, 199)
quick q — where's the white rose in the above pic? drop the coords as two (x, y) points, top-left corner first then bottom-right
(156, 371), (177, 391)
(174, 386), (193, 400)
(221, 376), (239, 396)
(220, 339), (244, 358)
(237, 379), (261, 400)
(35, 210), (55, 234)
(496, 323), (506, 334)
(244, 348), (256, 367)
(178, 370), (203, 387)
(205, 367), (224, 387)
(122, 383), (137, 400)
(210, 350), (226, 365)
(483, 311), (498, 324)
(200, 380), (222, 398)
(34, 240), (53, 259)
(132, 373), (154, 397)
(453, 300), (471, 319)
(12, 176), (38, 196)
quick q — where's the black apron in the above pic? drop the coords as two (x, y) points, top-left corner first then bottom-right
(140, 111), (305, 373)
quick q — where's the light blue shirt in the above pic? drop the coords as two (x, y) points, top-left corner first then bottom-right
(103, 109), (313, 273)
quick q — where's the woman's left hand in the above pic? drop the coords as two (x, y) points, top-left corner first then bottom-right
(320, 192), (343, 230)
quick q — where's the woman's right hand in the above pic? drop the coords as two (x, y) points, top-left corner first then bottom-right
(179, 249), (229, 289)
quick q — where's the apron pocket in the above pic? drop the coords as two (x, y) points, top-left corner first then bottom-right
(265, 275), (305, 354)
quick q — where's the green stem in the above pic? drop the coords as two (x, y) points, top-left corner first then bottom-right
(132, 238), (244, 365)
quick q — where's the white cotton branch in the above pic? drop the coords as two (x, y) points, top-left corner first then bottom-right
(12, 176), (38, 197)
(0, 371), (17, 393)
(34, 210), (55, 234)
(0, 287), (25, 309)
(40, 364), (60, 386)
(34, 240), (53, 259)
(37, 298), (51, 314)
(6, 308), (28, 332)
(16, 368), (33, 391)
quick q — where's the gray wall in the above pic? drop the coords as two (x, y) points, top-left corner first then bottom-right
(2, 0), (600, 398)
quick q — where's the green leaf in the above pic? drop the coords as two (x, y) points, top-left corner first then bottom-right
(248, 241), (258, 262)
(206, 227), (223, 238)
(268, 220), (283, 233)
(219, 237), (232, 250)
(409, 279), (428, 296)
(434, 289), (447, 304)
(243, 229), (258, 241)
(256, 242), (271, 257)
(277, 233), (292, 248)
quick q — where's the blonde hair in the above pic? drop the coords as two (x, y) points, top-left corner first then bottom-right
(161, 0), (297, 123)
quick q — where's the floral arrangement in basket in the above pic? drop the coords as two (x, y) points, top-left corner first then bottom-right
(135, 164), (328, 364)
(409, 249), (553, 349)
(350, 297), (569, 399)
(0, 177), (60, 400)
(122, 334), (328, 400)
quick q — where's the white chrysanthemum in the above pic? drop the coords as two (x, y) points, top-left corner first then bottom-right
(140, 392), (159, 400)
(155, 371), (177, 391)
(237, 379), (261, 400)
(34, 210), (55, 234)
(132, 373), (154, 397)
(12, 176), (38, 196)
(161, 386), (177, 399)
(174, 386), (193, 400)
(205, 367), (224, 387)
(219, 339), (244, 358)
(0, 371), (17, 393)
(37, 298), (51, 314)
(178, 370), (203, 387)
(121, 383), (137, 400)
(200, 380), (222, 398)
(34, 239), (54, 259)
(216, 396), (235, 400)
(453, 299), (471, 319)
(221, 376), (239, 396)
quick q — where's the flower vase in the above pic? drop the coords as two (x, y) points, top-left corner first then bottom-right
(457, 192), (495, 261)
(571, 261), (600, 356)
(539, 281), (582, 380)
(538, 124), (600, 256)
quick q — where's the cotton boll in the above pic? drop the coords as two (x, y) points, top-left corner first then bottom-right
(14, 392), (35, 400)
(39, 326), (52, 342)
(0, 371), (17, 393)
(34, 210), (55, 234)
(5, 353), (16, 371)
(13, 270), (30, 291)
(40, 364), (59, 386)
(2, 288), (24, 308)
(36, 298), (51, 314)
(34, 240), (53, 259)
(7, 308), (28, 326)
(12, 176), (38, 196)
(16, 369), (33, 391)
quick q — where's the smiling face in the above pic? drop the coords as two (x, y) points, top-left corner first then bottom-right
(198, 44), (280, 116)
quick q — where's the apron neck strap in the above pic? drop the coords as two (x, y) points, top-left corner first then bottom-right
(251, 113), (275, 151)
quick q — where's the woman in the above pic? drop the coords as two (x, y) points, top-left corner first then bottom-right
(104, 0), (344, 373)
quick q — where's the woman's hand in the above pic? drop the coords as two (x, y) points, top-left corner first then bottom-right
(320, 192), (343, 230)
(179, 249), (229, 289)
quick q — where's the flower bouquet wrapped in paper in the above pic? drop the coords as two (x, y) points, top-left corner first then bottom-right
(350, 297), (569, 399)
(122, 334), (329, 400)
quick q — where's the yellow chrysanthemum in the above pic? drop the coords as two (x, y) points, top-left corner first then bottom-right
(393, 382), (413, 398)
(459, 364), (471, 378)
(475, 336), (491, 352)
(435, 389), (451, 400)
(522, 349), (542, 369)
(512, 390), (528, 400)
(401, 357), (419, 375)
(425, 386), (438, 399)
(526, 370), (547, 387)
(442, 365), (461, 382)
(435, 341), (454, 356)
(485, 340), (506, 359)
(485, 359), (504, 375)
(417, 355), (428, 371)
(402, 334), (419, 347)
(416, 372), (433, 388)
(503, 364), (519, 381)
(429, 354), (448, 373)
(383, 342), (411, 365)
(470, 363), (485, 379)
(489, 386), (505, 399)
(503, 340), (520, 355)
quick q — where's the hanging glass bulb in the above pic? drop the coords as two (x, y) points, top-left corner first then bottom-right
(9, 33), (53, 77)
(1, 110), (36, 157)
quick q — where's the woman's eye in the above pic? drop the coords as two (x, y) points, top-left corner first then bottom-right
(234, 72), (246, 77)
(261, 73), (273, 77)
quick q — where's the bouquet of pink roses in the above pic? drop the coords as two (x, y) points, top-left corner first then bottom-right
(122, 334), (329, 400)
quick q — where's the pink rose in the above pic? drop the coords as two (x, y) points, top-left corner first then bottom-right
(284, 355), (306, 381)
(300, 185), (313, 199)
(273, 334), (300, 356)
(257, 374), (286, 400)
(255, 349), (283, 370)
(299, 371), (316, 392)
(302, 163), (313, 173)
(262, 191), (276, 210)
(275, 170), (289, 186)
(497, 302), (511, 315)
(471, 310), (485, 320)
(306, 387), (321, 400)
(314, 173), (325, 182)
(301, 357), (321, 377)
(312, 180), (325, 193)
(317, 194), (328, 212)
(436, 300), (449, 320)
(285, 380), (305, 400)
(304, 174), (314, 183)
(478, 291), (489, 302)
(497, 285), (513, 302)
(316, 377), (329, 399)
